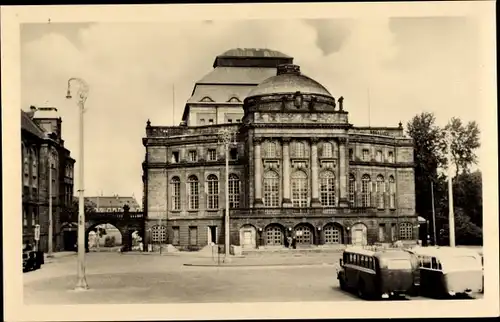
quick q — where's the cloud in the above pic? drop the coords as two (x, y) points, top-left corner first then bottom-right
(21, 18), (483, 199)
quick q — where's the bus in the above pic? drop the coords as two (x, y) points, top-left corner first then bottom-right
(337, 247), (414, 300)
(405, 246), (483, 298)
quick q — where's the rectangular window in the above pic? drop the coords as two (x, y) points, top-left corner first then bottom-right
(189, 226), (198, 246)
(228, 119), (232, 123)
(172, 227), (180, 245)
(208, 119), (214, 125)
(171, 151), (179, 163)
(199, 118), (205, 125)
(189, 150), (197, 162)
(388, 151), (394, 163)
(362, 149), (370, 161)
(208, 149), (217, 161)
(23, 209), (27, 226)
(379, 224), (385, 242)
(349, 149), (354, 161)
(236, 119), (241, 123)
(376, 150), (383, 162)
(230, 148), (238, 160)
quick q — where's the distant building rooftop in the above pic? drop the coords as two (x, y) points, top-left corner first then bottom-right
(218, 48), (292, 58)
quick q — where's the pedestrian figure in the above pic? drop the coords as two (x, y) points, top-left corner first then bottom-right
(287, 236), (292, 248)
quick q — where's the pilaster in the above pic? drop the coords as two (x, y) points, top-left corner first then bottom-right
(282, 137), (292, 207)
(338, 137), (349, 207)
(253, 137), (263, 206)
(310, 137), (321, 207)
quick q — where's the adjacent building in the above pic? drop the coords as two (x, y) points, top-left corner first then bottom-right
(85, 195), (142, 213)
(21, 106), (75, 252)
(142, 48), (417, 251)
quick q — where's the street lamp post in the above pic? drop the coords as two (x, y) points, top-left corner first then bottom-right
(445, 131), (456, 247)
(66, 77), (89, 290)
(47, 154), (54, 258)
(218, 128), (235, 259)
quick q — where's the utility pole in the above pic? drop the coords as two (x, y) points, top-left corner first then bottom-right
(430, 180), (437, 246)
(66, 77), (89, 290)
(445, 131), (456, 247)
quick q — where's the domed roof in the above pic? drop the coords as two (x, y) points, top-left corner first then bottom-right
(247, 64), (332, 98)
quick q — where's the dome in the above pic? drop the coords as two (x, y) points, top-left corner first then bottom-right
(247, 64), (332, 98)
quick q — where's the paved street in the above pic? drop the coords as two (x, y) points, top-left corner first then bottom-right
(24, 252), (483, 304)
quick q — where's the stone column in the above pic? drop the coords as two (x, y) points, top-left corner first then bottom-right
(338, 137), (349, 207)
(282, 138), (292, 207)
(254, 138), (263, 206)
(310, 138), (321, 207)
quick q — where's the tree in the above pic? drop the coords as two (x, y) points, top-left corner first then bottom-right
(453, 170), (483, 227)
(63, 198), (97, 223)
(441, 118), (480, 178)
(406, 112), (444, 223)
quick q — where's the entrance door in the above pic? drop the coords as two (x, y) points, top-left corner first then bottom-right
(352, 229), (363, 245)
(207, 226), (217, 245)
(295, 225), (313, 245)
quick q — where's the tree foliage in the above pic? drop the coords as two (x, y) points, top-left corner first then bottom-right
(407, 113), (482, 245)
(441, 117), (481, 177)
(63, 198), (97, 223)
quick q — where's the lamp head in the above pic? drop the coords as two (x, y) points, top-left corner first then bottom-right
(66, 89), (72, 99)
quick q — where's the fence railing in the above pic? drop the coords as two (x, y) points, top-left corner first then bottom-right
(229, 207), (380, 217)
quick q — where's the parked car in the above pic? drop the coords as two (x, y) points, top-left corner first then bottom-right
(22, 245), (44, 272)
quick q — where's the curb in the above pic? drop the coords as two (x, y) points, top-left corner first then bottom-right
(183, 263), (335, 268)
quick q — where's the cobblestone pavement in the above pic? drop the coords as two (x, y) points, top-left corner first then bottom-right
(23, 252), (483, 305)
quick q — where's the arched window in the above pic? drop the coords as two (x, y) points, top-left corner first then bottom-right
(361, 174), (371, 207)
(322, 142), (333, 158)
(170, 177), (181, 210)
(228, 174), (240, 208)
(389, 176), (396, 208)
(151, 225), (166, 243)
(228, 97), (241, 103)
(319, 171), (335, 206)
(207, 174), (219, 209)
(349, 174), (356, 207)
(376, 175), (385, 209)
(292, 171), (308, 208)
(263, 171), (279, 207)
(265, 141), (277, 158)
(294, 141), (305, 158)
(399, 222), (413, 240)
(200, 96), (214, 102)
(187, 175), (199, 210)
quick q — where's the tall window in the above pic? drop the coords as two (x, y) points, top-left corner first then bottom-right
(208, 149), (217, 161)
(31, 149), (38, 187)
(376, 150), (383, 162)
(320, 171), (335, 206)
(23, 209), (27, 226)
(362, 149), (370, 161)
(294, 141), (305, 158)
(322, 142), (333, 158)
(349, 149), (354, 161)
(265, 141), (277, 158)
(228, 174), (240, 208)
(187, 175), (199, 210)
(388, 151), (394, 163)
(207, 174), (219, 209)
(189, 150), (197, 162)
(23, 146), (29, 186)
(399, 222), (413, 240)
(361, 174), (371, 207)
(376, 175), (385, 209)
(170, 177), (181, 210)
(292, 171), (308, 208)
(263, 171), (279, 207)
(389, 176), (396, 208)
(349, 174), (356, 206)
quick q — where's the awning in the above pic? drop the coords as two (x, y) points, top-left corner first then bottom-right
(417, 216), (427, 224)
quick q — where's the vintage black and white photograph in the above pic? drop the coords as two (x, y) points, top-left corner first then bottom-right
(2, 2), (498, 321)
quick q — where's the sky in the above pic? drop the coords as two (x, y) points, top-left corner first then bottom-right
(20, 17), (485, 202)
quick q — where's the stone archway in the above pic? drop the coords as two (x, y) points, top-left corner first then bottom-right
(264, 223), (286, 246)
(323, 222), (344, 245)
(239, 224), (257, 249)
(294, 223), (315, 246)
(85, 222), (125, 252)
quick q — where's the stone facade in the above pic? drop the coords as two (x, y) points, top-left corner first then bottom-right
(21, 106), (75, 252)
(142, 49), (418, 251)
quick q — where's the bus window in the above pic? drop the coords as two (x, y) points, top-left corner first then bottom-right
(422, 256), (431, 268)
(431, 257), (438, 270)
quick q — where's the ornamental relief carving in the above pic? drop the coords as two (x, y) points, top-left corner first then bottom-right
(255, 112), (347, 124)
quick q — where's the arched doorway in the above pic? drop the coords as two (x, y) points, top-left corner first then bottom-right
(239, 224), (257, 249)
(265, 224), (285, 246)
(323, 223), (343, 244)
(294, 223), (314, 245)
(86, 223), (123, 252)
(351, 223), (368, 246)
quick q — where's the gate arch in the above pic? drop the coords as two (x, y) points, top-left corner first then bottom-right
(350, 222), (368, 246)
(264, 223), (285, 246)
(294, 223), (315, 245)
(239, 224), (257, 249)
(323, 222), (344, 244)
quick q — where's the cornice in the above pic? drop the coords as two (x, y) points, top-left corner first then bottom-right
(349, 161), (415, 168)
